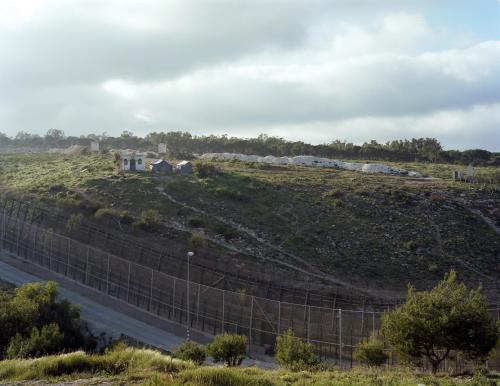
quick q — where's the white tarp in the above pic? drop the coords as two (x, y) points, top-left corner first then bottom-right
(200, 153), (422, 177)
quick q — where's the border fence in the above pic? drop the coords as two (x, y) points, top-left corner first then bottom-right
(1, 207), (499, 370)
(0, 208), (387, 362)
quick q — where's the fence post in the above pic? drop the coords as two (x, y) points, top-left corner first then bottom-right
(172, 278), (176, 319)
(372, 311), (375, 335)
(148, 269), (154, 312)
(126, 262), (131, 303)
(16, 219), (20, 257)
(307, 305), (311, 342)
(1, 210), (6, 249)
(85, 246), (90, 285)
(339, 309), (343, 369)
(196, 283), (201, 327)
(249, 296), (254, 354)
(277, 301), (281, 335)
(221, 290), (225, 333)
(106, 254), (110, 294)
(49, 233), (53, 271)
(66, 239), (70, 276)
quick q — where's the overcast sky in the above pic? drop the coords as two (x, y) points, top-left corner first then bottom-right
(1, 0), (499, 150)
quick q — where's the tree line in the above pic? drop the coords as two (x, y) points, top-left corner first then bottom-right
(1, 129), (498, 166)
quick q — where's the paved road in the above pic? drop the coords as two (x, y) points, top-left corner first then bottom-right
(0, 257), (276, 368)
(0, 259), (184, 352)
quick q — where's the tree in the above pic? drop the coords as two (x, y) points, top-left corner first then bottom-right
(353, 333), (388, 367)
(0, 281), (91, 358)
(205, 333), (247, 366)
(381, 271), (499, 374)
(275, 329), (318, 371)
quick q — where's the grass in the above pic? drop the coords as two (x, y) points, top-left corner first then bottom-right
(0, 153), (499, 296)
(0, 348), (497, 385)
(0, 345), (190, 383)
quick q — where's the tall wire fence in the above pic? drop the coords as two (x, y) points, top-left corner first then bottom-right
(1, 208), (499, 369)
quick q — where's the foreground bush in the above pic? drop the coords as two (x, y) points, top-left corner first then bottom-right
(275, 329), (318, 371)
(0, 281), (93, 359)
(205, 334), (247, 367)
(353, 334), (388, 367)
(174, 340), (206, 365)
(6, 324), (64, 359)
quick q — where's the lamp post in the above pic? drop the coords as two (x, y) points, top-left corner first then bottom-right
(186, 251), (194, 340)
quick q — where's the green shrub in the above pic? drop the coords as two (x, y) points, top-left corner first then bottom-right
(133, 209), (162, 232)
(205, 334), (247, 367)
(274, 329), (318, 371)
(6, 324), (64, 359)
(65, 213), (83, 232)
(194, 161), (219, 179)
(187, 216), (205, 228)
(212, 223), (237, 241)
(94, 208), (134, 225)
(403, 240), (417, 251)
(353, 334), (388, 367)
(174, 340), (206, 365)
(212, 186), (248, 202)
(188, 233), (207, 252)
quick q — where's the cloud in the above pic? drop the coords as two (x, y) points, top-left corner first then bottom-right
(0, 1), (499, 150)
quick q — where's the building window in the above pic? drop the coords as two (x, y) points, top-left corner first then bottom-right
(123, 159), (128, 165)
(137, 158), (143, 165)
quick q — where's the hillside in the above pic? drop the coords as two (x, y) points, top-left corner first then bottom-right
(0, 153), (499, 305)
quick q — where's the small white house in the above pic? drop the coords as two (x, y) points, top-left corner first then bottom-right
(90, 141), (99, 153)
(120, 151), (146, 172)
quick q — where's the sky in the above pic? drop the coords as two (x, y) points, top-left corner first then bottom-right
(0, 0), (499, 151)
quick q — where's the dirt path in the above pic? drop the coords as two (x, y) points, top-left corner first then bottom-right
(157, 188), (395, 299)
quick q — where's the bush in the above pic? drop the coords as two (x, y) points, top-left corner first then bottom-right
(94, 208), (133, 225)
(205, 334), (247, 367)
(6, 324), (64, 359)
(133, 209), (162, 232)
(188, 233), (207, 252)
(274, 329), (318, 371)
(65, 213), (83, 233)
(353, 334), (388, 367)
(194, 161), (220, 179)
(187, 216), (205, 228)
(174, 340), (206, 365)
(212, 223), (237, 241)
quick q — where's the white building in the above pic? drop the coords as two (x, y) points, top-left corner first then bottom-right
(120, 151), (146, 172)
(90, 141), (99, 152)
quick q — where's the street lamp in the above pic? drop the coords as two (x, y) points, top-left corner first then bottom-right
(186, 251), (194, 340)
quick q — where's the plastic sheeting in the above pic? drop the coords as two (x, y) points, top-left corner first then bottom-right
(200, 153), (422, 177)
